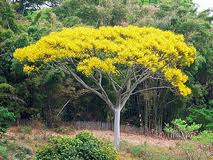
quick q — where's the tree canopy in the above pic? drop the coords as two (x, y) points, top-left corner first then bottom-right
(14, 26), (195, 96)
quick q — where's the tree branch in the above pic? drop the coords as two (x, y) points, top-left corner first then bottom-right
(59, 64), (114, 110)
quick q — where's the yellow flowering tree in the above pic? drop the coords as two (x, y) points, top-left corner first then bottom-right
(14, 26), (196, 148)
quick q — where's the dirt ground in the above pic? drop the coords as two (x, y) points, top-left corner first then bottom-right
(6, 126), (178, 148)
(76, 130), (178, 148)
(5, 126), (213, 160)
(4, 126), (181, 160)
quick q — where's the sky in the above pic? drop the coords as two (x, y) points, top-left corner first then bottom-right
(193, 0), (213, 11)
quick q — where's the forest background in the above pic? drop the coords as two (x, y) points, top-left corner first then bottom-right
(0, 0), (212, 133)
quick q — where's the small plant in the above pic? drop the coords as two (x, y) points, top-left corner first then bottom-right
(129, 142), (148, 158)
(35, 131), (119, 160)
(164, 118), (201, 139)
(0, 107), (15, 134)
(187, 108), (213, 130)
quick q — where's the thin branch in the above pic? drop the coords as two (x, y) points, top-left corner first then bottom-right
(108, 75), (122, 90)
(0, 94), (26, 105)
(59, 64), (114, 109)
(108, 76), (118, 92)
(91, 73), (114, 108)
(57, 99), (71, 117)
(98, 70), (102, 85)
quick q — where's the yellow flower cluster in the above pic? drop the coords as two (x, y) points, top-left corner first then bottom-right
(164, 68), (191, 96)
(14, 26), (196, 96)
(23, 65), (36, 74)
(77, 57), (117, 76)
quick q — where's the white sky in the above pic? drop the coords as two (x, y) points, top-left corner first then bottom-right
(193, 0), (213, 11)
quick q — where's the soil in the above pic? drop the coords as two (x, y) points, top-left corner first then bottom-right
(6, 126), (179, 148)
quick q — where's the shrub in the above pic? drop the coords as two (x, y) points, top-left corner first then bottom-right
(187, 108), (213, 130)
(0, 107), (15, 134)
(164, 118), (201, 139)
(35, 131), (119, 160)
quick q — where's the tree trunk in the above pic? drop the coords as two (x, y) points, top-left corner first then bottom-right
(114, 108), (121, 149)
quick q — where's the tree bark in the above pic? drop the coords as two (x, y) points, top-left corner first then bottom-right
(114, 108), (121, 149)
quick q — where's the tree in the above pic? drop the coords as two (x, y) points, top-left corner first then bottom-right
(0, 0), (18, 32)
(10, 0), (62, 14)
(14, 26), (195, 148)
(53, 0), (99, 27)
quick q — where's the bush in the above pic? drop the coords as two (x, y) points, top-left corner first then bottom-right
(164, 118), (201, 139)
(0, 107), (15, 134)
(187, 108), (213, 130)
(35, 131), (119, 160)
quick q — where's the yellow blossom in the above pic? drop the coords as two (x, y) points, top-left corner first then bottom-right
(14, 26), (196, 96)
(23, 65), (36, 74)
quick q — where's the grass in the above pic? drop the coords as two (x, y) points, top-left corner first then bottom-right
(129, 143), (177, 160)
(0, 139), (33, 160)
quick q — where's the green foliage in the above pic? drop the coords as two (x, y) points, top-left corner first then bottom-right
(0, 144), (8, 159)
(11, 0), (62, 14)
(209, 99), (213, 107)
(192, 130), (213, 145)
(164, 119), (201, 139)
(0, 83), (15, 94)
(36, 131), (118, 160)
(54, 0), (99, 27)
(0, 107), (15, 134)
(130, 143), (148, 158)
(139, 0), (160, 5)
(0, 0), (18, 32)
(187, 108), (213, 130)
